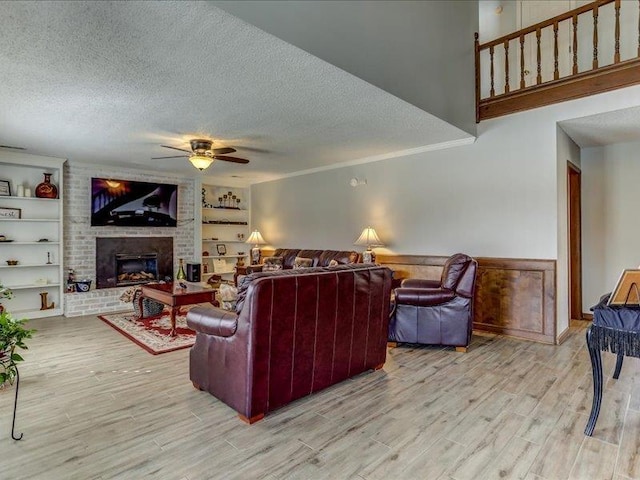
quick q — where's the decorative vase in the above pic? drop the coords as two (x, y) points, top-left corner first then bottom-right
(176, 258), (186, 280)
(35, 173), (58, 199)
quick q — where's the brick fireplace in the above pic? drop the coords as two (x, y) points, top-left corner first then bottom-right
(96, 237), (173, 289)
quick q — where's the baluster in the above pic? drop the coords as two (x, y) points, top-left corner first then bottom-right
(615, 0), (621, 63)
(553, 21), (559, 80)
(520, 35), (525, 89)
(504, 39), (510, 93)
(573, 14), (578, 74)
(536, 28), (542, 84)
(490, 45), (495, 97)
(593, 4), (599, 69)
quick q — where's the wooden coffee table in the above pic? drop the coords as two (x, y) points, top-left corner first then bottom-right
(140, 282), (217, 337)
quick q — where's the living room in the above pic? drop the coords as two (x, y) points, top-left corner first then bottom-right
(3, 1), (640, 478)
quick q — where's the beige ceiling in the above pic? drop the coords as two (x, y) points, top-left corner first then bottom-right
(0, 1), (473, 184)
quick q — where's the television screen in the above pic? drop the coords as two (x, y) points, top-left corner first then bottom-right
(91, 178), (178, 227)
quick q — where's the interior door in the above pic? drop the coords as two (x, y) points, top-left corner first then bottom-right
(568, 162), (583, 320)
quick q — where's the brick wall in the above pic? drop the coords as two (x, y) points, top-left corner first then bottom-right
(63, 163), (196, 317)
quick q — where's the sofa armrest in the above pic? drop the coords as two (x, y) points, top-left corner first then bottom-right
(401, 278), (441, 289)
(186, 306), (238, 337)
(394, 287), (455, 307)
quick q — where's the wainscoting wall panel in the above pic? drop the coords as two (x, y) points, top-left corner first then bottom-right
(377, 255), (557, 344)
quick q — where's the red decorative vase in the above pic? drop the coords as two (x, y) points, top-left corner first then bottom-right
(35, 173), (58, 199)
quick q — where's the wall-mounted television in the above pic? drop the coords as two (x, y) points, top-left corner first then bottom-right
(91, 178), (178, 227)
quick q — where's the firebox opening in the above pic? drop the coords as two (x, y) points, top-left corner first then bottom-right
(115, 253), (158, 286)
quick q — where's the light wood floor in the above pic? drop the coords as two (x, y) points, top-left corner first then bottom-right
(1, 315), (638, 479)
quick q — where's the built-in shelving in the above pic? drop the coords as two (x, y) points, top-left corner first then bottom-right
(0, 153), (65, 318)
(199, 184), (250, 279)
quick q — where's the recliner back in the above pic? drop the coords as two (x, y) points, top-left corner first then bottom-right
(441, 253), (474, 292)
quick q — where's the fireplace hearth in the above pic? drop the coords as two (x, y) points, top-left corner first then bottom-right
(96, 237), (173, 289)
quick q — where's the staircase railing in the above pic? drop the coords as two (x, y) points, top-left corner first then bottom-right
(476, 0), (640, 121)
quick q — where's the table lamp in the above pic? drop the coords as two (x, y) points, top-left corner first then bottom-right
(354, 227), (383, 263)
(246, 230), (267, 265)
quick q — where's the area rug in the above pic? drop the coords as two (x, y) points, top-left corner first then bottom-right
(98, 307), (196, 355)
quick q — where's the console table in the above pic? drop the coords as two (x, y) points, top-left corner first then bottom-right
(585, 294), (640, 435)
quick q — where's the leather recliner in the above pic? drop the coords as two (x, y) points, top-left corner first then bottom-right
(388, 253), (478, 352)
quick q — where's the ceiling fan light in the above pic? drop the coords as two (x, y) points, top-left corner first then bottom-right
(189, 154), (213, 171)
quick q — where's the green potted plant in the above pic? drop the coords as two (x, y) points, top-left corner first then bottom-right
(0, 285), (35, 386)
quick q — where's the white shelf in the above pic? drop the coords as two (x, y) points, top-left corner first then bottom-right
(6, 283), (61, 290)
(0, 196), (60, 202)
(203, 270), (236, 276)
(0, 155), (65, 319)
(200, 183), (250, 280)
(0, 263), (60, 269)
(202, 240), (247, 244)
(0, 241), (59, 245)
(0, 218), (59, 222)
(202, 207), (248, 212)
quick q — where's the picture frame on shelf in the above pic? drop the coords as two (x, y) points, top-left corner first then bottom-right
(0, 207), (21, 218)
(216, 244), (227, 255)
(0, 180), (10, 196)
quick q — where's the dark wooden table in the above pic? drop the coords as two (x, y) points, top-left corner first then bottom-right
(140, 282), (216, 337)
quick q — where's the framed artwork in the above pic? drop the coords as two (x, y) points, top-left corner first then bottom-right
(216, 244), (227, 255)
(0, 207), (21, 219)
(608, 269), (640, 306)
(0, 180), (11, 196)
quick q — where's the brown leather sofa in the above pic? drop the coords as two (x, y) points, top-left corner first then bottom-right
(251, 248), (359, 270)
(186, 263), (392, 423)
(388, 253), (477, 352)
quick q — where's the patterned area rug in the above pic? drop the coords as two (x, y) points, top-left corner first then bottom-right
(98, 307), (196, 355)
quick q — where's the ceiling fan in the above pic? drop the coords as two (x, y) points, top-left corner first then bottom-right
(152, 139), (249, 171)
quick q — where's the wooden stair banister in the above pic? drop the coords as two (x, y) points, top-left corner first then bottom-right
(476, 0), (640, 121)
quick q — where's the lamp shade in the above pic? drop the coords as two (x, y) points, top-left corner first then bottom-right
(189, 154), (214, 171)
(354, 227), (383, 249)
(246, 230), (267, 245)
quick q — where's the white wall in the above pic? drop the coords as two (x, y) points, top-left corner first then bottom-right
(581, 141), (640, 311)
(252, 84), (640, 341)
(556, 126), (581, 334)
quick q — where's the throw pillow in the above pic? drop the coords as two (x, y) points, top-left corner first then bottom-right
(293, 256), (313, 269)
(328, 259), (339, 267)
(218, 283), (238, 311)
(263, 256), (283, 272)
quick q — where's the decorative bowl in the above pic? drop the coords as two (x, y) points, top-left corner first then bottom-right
(74, 280), (92, 292)
(6, 260), (18, 266)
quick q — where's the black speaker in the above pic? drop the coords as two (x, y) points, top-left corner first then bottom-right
(186, 263), (201, 282)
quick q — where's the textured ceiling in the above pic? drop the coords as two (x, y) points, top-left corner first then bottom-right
(559, 106), (640, 148)
(0, 1), (472, 184)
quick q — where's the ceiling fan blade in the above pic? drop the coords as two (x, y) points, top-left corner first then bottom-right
(0, 145), (26, 150)
(151, 154), (189, 159)
(213, 155), (250, 164)
(161, 145), (192, 154)
(212, 147), (236, 155)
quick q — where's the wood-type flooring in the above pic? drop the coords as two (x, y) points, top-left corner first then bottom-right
(0, 316), (638, 479)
